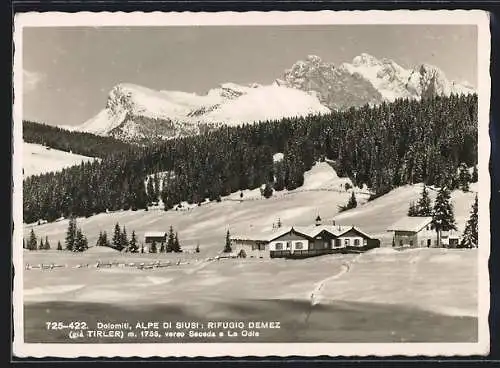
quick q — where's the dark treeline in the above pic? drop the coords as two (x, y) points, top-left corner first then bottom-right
(23, 120), (137, 158)
(23, 94), (477, 223)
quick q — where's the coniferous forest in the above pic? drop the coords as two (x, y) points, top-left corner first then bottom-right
(23, 94), (477, 224)
(23, 120), (136, 158)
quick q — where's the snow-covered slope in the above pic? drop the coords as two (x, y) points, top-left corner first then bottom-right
(69, 53), (475, 142)
(75, 82), (329, 141)
(23, 142), (99, 178)
(278, 53), (475, 109)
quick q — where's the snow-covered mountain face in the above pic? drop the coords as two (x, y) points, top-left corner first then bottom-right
(76, 82), (329, 142)
(278, 54), (475, 109)
(71, 53), (475, 142)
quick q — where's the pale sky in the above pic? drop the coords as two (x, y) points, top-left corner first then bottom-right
(21, 25), (478, 127)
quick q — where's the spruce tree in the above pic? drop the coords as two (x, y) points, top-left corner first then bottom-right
(120, 226), (129, 251)
(460, 195), (478, 248)
(224, 230), (232, 253)
(416, 186), (432, 216)
(195, 242), (200, 253)
(29, 229), (37, 251)
(102, 231), (110, 248)
(57, 240), (63, 251)
(432, 187), (457, 247)
(112, 223), (122, 250)
(74, 228), (88, 252)
(262, 183), (273, 199)
(96, 231), (103, 247)
(458, 163), (471, 192)
(167, 226), (175, 252)
(408, 201), (418, 216)
(141, 243), (145, 254)
(129, 230), (138, 253)
(472, 165), (478, 182)
(44, 236), (51, 250)
(65, 217), (77, 251)
(348, 192), (357, 209)
(39, 237), (44, 250)
(173, 232), (181, 253)
(160, 243), (165, 253)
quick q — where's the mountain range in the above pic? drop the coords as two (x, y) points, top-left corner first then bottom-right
(66, 53), (475, 142)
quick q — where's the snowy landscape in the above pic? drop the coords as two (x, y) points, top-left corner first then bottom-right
(19, 24), (482, 348)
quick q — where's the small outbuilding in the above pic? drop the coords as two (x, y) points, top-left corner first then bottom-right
(144, 231), (167, 245)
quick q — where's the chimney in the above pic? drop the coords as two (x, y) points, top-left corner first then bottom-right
(332, 220), (336, 226)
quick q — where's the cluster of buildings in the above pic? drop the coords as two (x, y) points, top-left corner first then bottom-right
(142, 215), (462, 260)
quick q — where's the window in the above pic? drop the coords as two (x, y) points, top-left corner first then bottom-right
(335, 239), (341, 247)
(286, 241), (291, 249)
(295, 242), (303, 250)
(324, 241), (329, 249)
(363, 239), (368, 246)
(354, 239), (360, 246)
(275, 242), (283, 250)
(344, 239), (350, 247)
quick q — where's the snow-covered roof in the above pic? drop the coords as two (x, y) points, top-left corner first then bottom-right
(144, 231), (167, 238)
(387, 216), (433, 232)
(233, 224), (376, 243)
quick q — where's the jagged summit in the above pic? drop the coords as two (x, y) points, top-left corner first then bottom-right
(69, 53), (475, 142)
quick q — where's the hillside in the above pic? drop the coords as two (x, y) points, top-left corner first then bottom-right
(22, 94), (478, 224)
(23, 142), (99, 178)
(23, 120), (137, 158)
(23, 162), (477, 254)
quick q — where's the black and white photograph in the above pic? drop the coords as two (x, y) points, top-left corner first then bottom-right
(12, 10), (491, 358)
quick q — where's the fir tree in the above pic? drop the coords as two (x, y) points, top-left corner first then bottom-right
(39, 237), (44, 250)
(460, 195), (478, 248)
(112, 223), (122, 250)
(432, 187), (457, 247)
(416, 185), (433, 216)
(472, 165), (478, 182)
(129, 231), (138, 253)
(29, 229), (37, 251)
(74, 228), (88, 252)
(57, 240), (63, 251)
(44, 236), (51, 250)
(173, 232), (181, 253)
(195, 242), (200, 253)
(339, 192), (358, 212)
(102, 231), (110, 248)
(262, 183), (273, 199)
(150, 241), (157, 254)
(160, 243), (165, 253)
(458, 163), (471, 192)
(224, 230), (232, 253)
(348, 192), (357, 209)
(65, 216), (77, 251)
(277, 218), (282, 228)
(408, 201), (418, 216)
(120, 226), (129, 251)
(141, 243), (145, 254)
(167, 226), (175, 253)
(96, 231), (103, 247)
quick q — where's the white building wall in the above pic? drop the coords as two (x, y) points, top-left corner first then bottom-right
(269, 240), (309, 252)
(337, 236), (366, 248)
